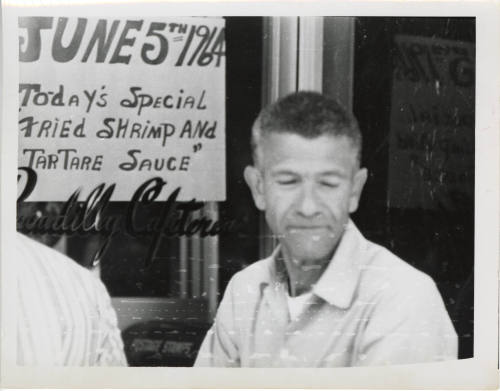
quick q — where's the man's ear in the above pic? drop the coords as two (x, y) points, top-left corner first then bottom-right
(244, 165), (266, 211)
(349, 167), (368, 213)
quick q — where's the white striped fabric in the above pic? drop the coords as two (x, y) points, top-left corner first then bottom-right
(16, 233), (128, 366)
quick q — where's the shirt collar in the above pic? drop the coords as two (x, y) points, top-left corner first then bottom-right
(312, 220), (366, 309)
(266, 219), (367, 309)
(265, 246), (288, 286)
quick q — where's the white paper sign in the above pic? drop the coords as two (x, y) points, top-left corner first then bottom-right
(18, 16), (226, 201)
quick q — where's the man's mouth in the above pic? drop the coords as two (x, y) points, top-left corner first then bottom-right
(287, 226), (330, 234)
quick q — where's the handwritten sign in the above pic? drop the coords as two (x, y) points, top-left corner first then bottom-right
(387, 35), (474, 210)
(18, 16), (226, 201)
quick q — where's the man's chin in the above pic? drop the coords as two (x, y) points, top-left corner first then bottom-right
(282, 244), (335, 266)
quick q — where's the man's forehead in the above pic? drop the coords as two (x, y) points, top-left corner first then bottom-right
(266, 161), (352, 180)
(260, 131), (355, 148)
(256, 132), (358, 168)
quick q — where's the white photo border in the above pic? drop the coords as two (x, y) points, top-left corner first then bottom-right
(1, 0), (498, 388)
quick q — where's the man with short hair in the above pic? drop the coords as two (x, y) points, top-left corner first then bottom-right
(195, 91), (457, 367)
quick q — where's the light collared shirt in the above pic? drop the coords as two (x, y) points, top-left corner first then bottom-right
(16, 233), (127, 366)
(195, 221), (458, 367)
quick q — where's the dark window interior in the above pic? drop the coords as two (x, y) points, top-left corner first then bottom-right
(353, 17), (475, 359)
(218, 17), (262, 292)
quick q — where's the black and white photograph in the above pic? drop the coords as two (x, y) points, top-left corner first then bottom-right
(1, 1), (498, 389)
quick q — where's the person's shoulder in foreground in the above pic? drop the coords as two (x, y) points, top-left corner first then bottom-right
(16, 233), (127, 366)
(195, 221), (457, 367)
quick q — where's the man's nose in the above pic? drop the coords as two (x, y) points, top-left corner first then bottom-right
(295, 185), (321, 217)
